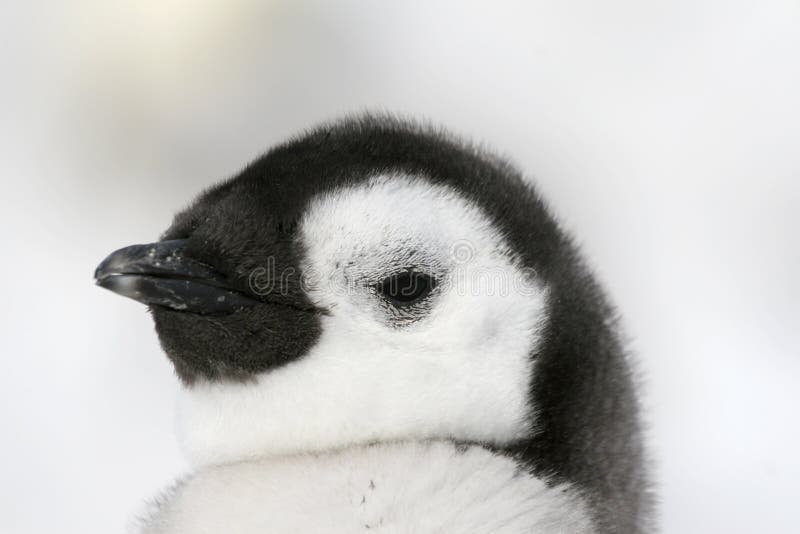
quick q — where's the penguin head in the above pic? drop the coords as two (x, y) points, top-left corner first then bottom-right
(95, 116), (630, 474)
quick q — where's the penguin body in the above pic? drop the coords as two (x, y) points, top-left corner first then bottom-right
(140, 441), (592, 533)
(96, 115), (652, 533)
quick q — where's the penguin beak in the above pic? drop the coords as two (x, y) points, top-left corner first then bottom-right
(94, 239), (258, 314)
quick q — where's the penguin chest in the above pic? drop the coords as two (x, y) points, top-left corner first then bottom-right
(139, 441), (593, 534)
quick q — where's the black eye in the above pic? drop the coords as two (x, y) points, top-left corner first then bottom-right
(377, 271), (436, 305)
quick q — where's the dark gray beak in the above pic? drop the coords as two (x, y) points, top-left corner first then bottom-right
(94, 239), (258, 314)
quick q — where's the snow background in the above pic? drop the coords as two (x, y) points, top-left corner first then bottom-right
(1, 1), (798, 532)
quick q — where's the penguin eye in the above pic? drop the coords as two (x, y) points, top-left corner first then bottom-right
(376, 271), (436, 305)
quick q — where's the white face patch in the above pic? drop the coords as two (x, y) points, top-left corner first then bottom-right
(176, 175), (549, 466)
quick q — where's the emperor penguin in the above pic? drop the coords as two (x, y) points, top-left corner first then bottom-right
(95, 115), (653, 533)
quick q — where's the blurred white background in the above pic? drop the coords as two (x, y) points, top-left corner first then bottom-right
(1, 1), (798, 532)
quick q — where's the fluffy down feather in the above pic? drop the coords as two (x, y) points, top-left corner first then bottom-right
(137, 441), (593, 534)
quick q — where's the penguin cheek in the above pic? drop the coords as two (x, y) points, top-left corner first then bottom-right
(150, 305), (322, 385)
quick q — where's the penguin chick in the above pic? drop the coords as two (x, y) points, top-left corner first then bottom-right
(96, 115), (652, 533)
